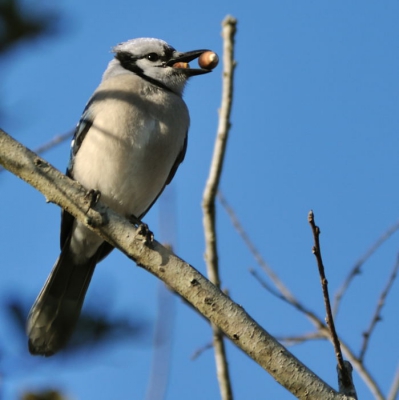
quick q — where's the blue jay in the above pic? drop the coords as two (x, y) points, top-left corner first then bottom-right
(27, 38), (212, 356)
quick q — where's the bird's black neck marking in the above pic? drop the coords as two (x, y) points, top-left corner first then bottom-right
(115, 51), (173, 93)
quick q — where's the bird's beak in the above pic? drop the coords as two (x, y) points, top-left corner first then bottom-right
(167, 50), (212, 76)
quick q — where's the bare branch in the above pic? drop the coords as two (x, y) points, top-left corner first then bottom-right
(277, 332), (326, 346)
(221, 195), (382, 398)
(191, 342), (213, 360)
(0, 129), (73, 174)
(32, 129), (74, 154)
(145, 188), (178, 400)
(333, 219), (399, 316)
(339, 341), (384, 400)
(0, 129), (354, 399)
(337, 362), (357, 399)
(145, 282), (176, 400)
(249, 268), (323, 328)
(201, 15), (237, 400)
(388, 363), (399, 400)
(359, 253), (399, 362)
(251, 253), (384, 398)
(221, 196), (329, 332)
(308, 210), (354, 395)
(219, 192), (297, 303)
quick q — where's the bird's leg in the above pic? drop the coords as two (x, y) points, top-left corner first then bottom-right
(84, 189), (101, 212)
(129, 214), (154, 244)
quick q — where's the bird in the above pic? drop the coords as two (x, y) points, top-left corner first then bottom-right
(27, 38), (213, 356)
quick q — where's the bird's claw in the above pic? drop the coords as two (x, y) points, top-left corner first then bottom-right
(129, 215), (153, 244)
(85, 189), (101, 212)
(137, 223), (154, 244)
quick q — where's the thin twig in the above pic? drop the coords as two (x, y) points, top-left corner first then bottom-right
(333, 219), (399, 316)
(32, 130), (74, 154)
(223, 196), (328, 330)
(387, 363), (399, 400)
(145, 282), (176, 400)
(359, 253), (399, 362)
(277, 332), (325, 346)
(201, 15), (237, 400)
(219, 192), (296, 303)
(253, 263), (383, 399)
(250, 269), (313, 315)
(191, 342), (213, 360)
(145, 187), (179, 400)
(250, 268), (327, 331)
(0, 130), (73, 174)
(308, 210), (354, 395)
(222, 193), (380, 398)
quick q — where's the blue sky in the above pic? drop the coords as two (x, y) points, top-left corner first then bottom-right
(1, 1), (398, 399)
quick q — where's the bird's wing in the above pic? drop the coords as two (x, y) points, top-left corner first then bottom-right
(138, 131), (188, 220)
(67, 106), (94, 177)
(166, 132), (187, 185)
(60, 107), (94, 249)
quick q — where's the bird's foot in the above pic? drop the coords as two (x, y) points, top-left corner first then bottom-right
(129, 215), (154, 244)
(85, 189), (101, 211)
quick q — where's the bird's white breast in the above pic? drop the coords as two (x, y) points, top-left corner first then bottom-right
(72, 73), (189, 218)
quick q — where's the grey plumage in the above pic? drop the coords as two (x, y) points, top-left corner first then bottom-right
(27, 38), (211, 356)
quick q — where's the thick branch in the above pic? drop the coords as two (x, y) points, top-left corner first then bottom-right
(0, 129), (353, 399)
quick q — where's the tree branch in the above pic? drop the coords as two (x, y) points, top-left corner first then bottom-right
(387, 363), (399, 400)
(333, 219), (399, 316)
(0, 128), (355, 399)
(308, 211), (356, 398)
(0, 129), (73, 174)
(220, 192), (383, 399)
(201, 15), (237, 400)
(219, 192), (297, 303)
(359, 253), (399, 362)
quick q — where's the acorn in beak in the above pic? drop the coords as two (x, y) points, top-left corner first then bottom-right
(168, 49), (218, 76)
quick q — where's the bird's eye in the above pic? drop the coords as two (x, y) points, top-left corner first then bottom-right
(146, 53), (160, 62)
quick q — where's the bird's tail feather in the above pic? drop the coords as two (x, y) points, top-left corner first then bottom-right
(27, 243), (97, 356)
